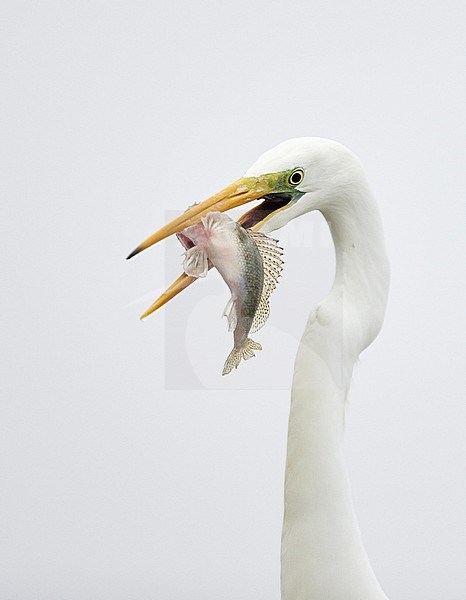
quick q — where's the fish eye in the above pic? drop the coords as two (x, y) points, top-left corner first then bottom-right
(288, 169), (304, 186)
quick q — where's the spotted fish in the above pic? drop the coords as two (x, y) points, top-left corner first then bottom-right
(181, 212), (284, 375)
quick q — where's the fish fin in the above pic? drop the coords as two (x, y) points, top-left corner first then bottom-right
(182, 245), (209, 278)
(250, 299), (270, 334)
(222, 338), (262, 376)
(222, 296), (238, 332)
(201, 211), (237, 233)
(247, 231), (284, 333)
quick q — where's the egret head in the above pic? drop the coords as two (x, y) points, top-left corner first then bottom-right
(240, 137), (364, 233)
(128, 137), (366, 318)
(127, 137), (362, 260)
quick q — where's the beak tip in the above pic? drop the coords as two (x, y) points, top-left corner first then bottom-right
(126, 247), (140, 260)
(139, 305), (158, 321)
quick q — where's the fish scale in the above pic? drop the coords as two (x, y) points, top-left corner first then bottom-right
(181, 212), (284, 374)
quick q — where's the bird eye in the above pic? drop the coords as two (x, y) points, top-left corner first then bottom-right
(288, 169), (304, 186)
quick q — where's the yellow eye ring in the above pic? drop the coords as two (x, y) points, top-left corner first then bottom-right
(288, 169), (304, 186)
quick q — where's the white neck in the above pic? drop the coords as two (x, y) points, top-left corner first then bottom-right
(280, 183), (390, 599)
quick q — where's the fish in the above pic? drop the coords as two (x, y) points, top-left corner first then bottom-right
(181, 211), (284, 375)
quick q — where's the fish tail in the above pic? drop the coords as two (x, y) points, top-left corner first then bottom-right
(222, 338), (262, 376)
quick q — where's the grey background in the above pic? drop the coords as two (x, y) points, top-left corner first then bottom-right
(1, 1), (465, 599)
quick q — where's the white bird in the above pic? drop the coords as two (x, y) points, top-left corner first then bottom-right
(127, 138), (391, 599)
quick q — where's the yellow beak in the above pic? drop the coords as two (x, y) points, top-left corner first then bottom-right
(139, 272), (197, 320)
(128, 172), (291, 320)
(126, 176), (276, 260)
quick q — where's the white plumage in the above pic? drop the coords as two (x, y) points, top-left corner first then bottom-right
(130, 137), (391, 599)
(253, 139), (390, 599)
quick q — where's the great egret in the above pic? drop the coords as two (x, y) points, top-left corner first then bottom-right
(128, 138), (390, 599)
